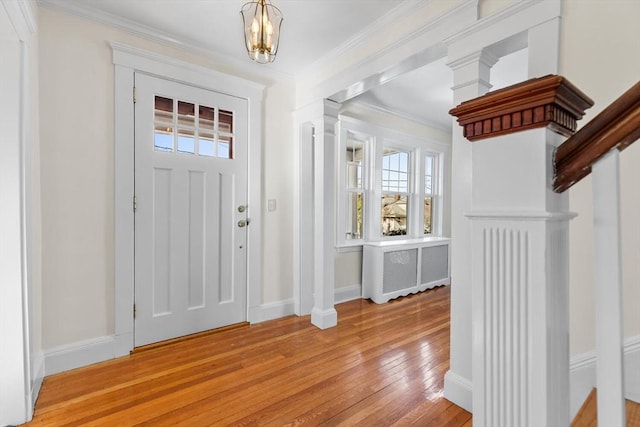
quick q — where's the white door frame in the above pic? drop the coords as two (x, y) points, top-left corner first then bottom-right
(111, 43), (264, 354)
(0, 0), (38, 424)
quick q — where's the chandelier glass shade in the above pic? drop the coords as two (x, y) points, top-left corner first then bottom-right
(240, 0), (283, 64)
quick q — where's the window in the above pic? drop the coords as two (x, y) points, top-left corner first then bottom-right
(337, 118), (447, 248)
(344, 134), (366, 241)
(424, 154), (436, 235)
(381, 149), (410, 237)
(153, 96), (234, 158)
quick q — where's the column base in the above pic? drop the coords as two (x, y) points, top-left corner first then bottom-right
(444, 370), (473, 412)
(311, 307), (337, 330)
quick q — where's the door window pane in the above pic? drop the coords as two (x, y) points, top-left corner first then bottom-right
(218, 135), (232, 159)
(154, 96), (174, 152)
(154, 125), (173, 152)
(177, 128), (195, 154)
(177, 101), (195, 127)
(199, 105), (215, 133)
(219, 109), (233, 133)
(199, 136), (214, 157)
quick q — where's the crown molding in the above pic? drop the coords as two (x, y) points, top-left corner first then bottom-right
(37, 0), (294, 83)
(298, 0), (476, 85)
(298, 0), (426, 77)
(296, 0), (477, 107)
(444, 0), (560, 46)
(2, 0), (37, 39)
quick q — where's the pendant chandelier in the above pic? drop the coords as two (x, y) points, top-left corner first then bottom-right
(240, 0), (283, 64)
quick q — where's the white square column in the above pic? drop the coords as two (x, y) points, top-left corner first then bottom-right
(450, 76), (593, 426)
(444, 49), (497, 411)
(311, 100), (340, 329)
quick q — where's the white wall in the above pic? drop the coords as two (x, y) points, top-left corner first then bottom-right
(560, 0), (640, 355)
(38, 7), (296, 349)
(263, 80), (296, 302)
(335, 251), (362, 289)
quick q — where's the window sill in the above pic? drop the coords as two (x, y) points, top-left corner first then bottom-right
(363, 236), (450, 248)
(335, 244), (363, 253)
(336, 236), (451, 253)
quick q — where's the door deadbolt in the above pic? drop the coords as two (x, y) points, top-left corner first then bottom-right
(237, 205), (246, 213)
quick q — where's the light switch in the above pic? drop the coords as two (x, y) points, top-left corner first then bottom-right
(267, 199), (276, 212)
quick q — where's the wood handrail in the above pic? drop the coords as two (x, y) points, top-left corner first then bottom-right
(553, 81), (640, 193)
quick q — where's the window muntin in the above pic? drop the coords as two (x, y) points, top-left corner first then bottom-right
(153, 96), (234, 159)
(381, 148), (410, 237)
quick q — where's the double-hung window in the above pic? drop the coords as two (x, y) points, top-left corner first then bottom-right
(381, 148), (410, 237)
(344, 135), (366, 241)
(337, 117), (448, 248)
(423, 153), (438, 235)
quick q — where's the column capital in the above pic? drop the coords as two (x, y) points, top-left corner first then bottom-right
(447, 48), (500, 72)
(450, 74), (593, 142)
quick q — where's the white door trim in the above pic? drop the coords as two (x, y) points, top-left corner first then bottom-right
(0, 0), (38, 424)
(111, 43), (264, 354)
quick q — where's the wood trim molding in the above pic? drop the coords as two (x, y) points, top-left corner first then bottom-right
(553, 80), (640, 193)
(449, 75), (593, 142)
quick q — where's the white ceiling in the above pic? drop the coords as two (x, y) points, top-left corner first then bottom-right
(40, 0), (526, 131)
(42, 0), (405, 76)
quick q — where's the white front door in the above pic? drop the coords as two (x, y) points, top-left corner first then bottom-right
(134, 73), (248, 347)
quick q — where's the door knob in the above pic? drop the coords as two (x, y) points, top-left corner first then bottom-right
(238, 220), (247, 228)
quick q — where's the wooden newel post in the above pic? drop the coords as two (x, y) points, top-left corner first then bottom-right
(449, 75), (593, 427)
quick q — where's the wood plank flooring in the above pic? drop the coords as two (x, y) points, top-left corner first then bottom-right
(572, 388), (640, 426)
(24, 285), (471, 426)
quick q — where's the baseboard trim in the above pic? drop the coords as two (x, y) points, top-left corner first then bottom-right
(44, 335), (117, 376)
(335, 284), (362, 304)
(248, 299), (296, 324)
(444, 370), (472, 412)
(569, 334), (640, 417)
(30, 352), (44, 410)
(44, 300), (300, 376)
(623, 336), (640, 403)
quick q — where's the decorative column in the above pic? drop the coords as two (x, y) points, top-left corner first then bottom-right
(311, 100), (340, 329)
(444, 48), (498, 411)
(450, 75), (593, 426)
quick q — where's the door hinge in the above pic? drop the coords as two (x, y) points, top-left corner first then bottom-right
(133, 87), (137, 103)
(133, 303), (137, 319)
(133, 195), (137, 212)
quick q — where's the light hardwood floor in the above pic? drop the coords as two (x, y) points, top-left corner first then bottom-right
(25, 285), (471, 426)
(571, 389), (640, 427)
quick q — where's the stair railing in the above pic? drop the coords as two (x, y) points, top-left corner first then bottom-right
(553, 80), (640, 426)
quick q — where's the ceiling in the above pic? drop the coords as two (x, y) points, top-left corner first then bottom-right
(40, 0), (526, 131)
